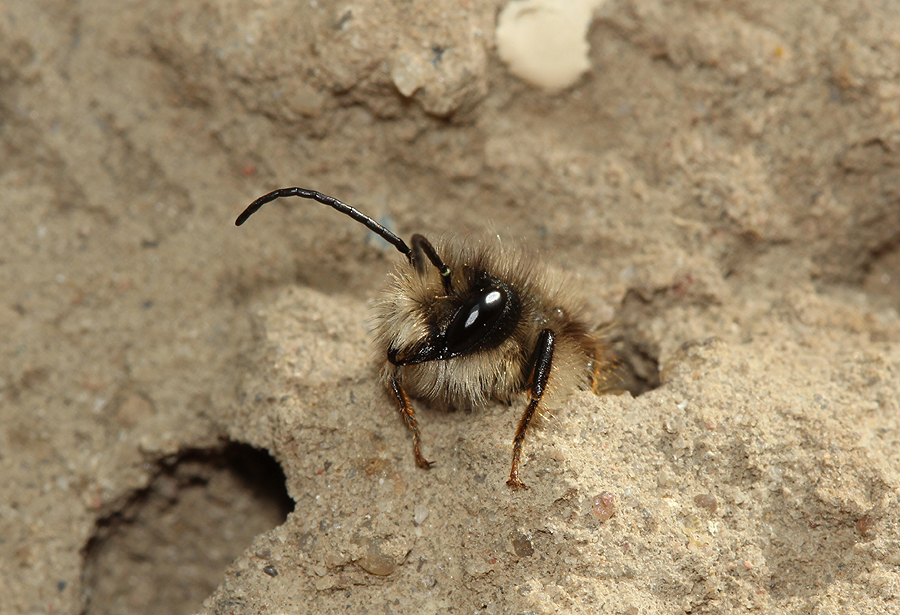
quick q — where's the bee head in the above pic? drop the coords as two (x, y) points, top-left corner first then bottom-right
(387, 240), (522, 366)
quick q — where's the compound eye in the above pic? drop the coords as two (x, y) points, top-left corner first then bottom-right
(443, 286), (508, 357)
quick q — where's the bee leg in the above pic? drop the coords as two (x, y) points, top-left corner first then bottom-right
(589, 343), (622, 394)
(508, 329), (555, 490)
(390, 377), (433, 469)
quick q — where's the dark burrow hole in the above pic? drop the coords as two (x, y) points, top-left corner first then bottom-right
(603, 293), (663, 397)
(81, 441), (294, 615)
(607, 331), (661, 397)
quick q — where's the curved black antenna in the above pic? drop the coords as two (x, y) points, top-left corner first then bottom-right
(235, 187), (412, 259)
(412, 234), (453, 294)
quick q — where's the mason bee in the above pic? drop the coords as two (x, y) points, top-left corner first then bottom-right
(236, 187), (620, 489)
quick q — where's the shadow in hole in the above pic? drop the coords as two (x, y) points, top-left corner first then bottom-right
(81, 441), (294, 615)
(606, 331), (661, 397)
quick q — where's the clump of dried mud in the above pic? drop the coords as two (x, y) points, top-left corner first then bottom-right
(1, 1), (898, 614)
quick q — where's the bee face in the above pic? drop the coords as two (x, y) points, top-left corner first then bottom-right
(387, 281), (519, 365)
(381, 260), (523, 366)
(237, 189), (617, 489)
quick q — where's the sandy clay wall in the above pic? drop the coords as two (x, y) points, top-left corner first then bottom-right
(1, 1), (899, 613)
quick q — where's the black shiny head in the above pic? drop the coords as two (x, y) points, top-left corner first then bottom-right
(388, 279), (522, 366)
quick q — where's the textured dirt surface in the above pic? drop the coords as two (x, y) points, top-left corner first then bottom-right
(1, 1), (899, 614)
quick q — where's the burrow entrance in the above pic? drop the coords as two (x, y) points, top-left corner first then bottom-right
(81, 441), (293, 615)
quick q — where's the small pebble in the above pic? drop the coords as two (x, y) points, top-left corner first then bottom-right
(414, 504), (429, 526)
(694, 493), (718, 513)
(358, 537), (396, 576)
(592, 491), (616, 521)
(856, 514), (876, 537)
(511, 533), (534, 557)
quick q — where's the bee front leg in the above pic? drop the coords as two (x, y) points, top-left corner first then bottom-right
(390, 376), (433, 469)
(508, 328), (555, 490)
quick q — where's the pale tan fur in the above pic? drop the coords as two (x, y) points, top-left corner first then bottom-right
(370, 235), (601, 412)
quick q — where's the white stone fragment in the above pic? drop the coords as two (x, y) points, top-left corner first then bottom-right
(496, 0), (606, 90)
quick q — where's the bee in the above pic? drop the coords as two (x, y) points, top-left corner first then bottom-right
(236, 187), (620, 489)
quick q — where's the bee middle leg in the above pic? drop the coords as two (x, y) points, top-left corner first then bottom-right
(508, 328), (555, 490)
(390, 377), (433, 469)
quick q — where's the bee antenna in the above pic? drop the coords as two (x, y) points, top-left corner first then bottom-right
(411, 234), (453, 294)
(235, 187), (413, 259)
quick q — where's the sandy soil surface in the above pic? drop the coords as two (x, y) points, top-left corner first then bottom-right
(2, 1), (899, 613)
